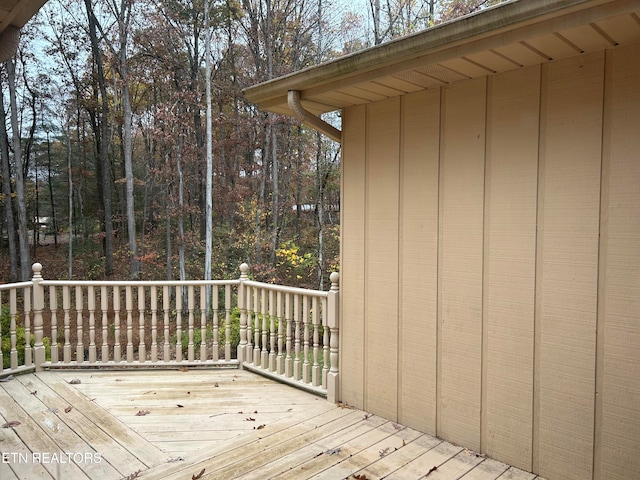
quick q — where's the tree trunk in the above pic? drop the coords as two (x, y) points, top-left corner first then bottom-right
(85, 0), (114, 276)
(204, 0), (213, 284)
(6, 58), (31, 280)
(0, 77), (18, 282)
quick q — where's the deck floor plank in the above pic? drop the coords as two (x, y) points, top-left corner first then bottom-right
(246, 416), (393, 479)
(16, 373), (149, 476)
(146, 408), (371, 479)
(460, 457), (511, 479)
(0, 381), (92, 479)
(1, 369), (547, 480)
(39, 371), (169, 468)
(307, 423), (425, 480)
(0, 410), (53, 479)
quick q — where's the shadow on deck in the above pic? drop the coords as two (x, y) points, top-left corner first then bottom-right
(0, 370), (544, 480)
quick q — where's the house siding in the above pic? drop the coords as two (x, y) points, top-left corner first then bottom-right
(339, 42), (640, 480)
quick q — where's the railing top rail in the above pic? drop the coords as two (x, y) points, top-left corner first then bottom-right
(0, 281), (33, 291)
(242, 279), (329, 298)
(39, 279), (240, 288)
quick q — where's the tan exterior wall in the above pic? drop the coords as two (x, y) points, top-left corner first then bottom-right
(339, 42), (640, 480)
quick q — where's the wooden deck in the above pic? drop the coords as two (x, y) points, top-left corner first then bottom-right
(0, 370), (545, 480)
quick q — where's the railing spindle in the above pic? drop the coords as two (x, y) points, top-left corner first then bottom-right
(175, 288), (183, 362)
(163, 285), (170, 361)
(62, 286), (71, 363)
(138, 286), (146, 362)
(49, 286), (58, 364)
(126, 286), (134, 362)
(312, 296), (320, 386)
(224, 285), (231, 361)
(75, 286), (84, 363)
(253, 287), (260, 366)
(268, 289), (276, 372)
(100, 286), (109, 362)
(10, 289), (17, 369)
(88, 285), (96, 362)
(151, 286), (158, 362)
(322, 297), (329, 389)
(302, 295), (310, 384)
(24, 286), (32, 366)
(293, 294), (301, 381)
(261, 289), (268, 368)
(285, 293), (292, 378)
(276, 291), (284, 374)
(187, 285), (195, 362)
(113, 286), (121, 362)
(212, 285), (219, 361)
(200, 285), (207, 361)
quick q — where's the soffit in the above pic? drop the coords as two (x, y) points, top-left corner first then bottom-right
(244, 0), (640, 116)
(0, 0), (46, 34)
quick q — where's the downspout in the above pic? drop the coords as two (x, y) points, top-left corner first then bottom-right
(288, 90), (341, 143)
(0, 26), (20, 62)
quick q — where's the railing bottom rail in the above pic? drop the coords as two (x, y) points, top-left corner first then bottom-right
(40, 360), (240, 370)
(241, 361), (327, 398)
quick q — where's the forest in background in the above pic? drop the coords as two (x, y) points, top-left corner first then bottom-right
(0, 0), (504, 288)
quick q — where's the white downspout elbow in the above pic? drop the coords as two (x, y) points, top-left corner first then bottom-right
(288, 90), (341, 143)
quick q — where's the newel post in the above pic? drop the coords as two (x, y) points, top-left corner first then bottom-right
(326, 272), (340, 403)
(32, 263), (46, 371)
(237, 263), (249, 366)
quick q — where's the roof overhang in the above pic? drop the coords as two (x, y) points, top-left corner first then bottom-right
(0, 0), (48, 61)
(244, 0), (640, 119)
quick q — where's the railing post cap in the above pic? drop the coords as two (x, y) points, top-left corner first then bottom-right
(240, 263), (249, 276)
(32, 263), (43, 277)
(330, 272), (339, 289)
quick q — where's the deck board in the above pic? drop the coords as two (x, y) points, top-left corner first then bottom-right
(0, 369), (546, 479)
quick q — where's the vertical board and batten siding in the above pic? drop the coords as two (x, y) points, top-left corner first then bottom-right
(364, 98), (400, 419)
(339, 42), (640, 480)
(535, 51), (604, 480)
(438, 77), (486, 453)
(340, 105), (367, 408)
(483, 65), (539, 470)
(596, 43), (640, 480)
(398, 89), (440, 434)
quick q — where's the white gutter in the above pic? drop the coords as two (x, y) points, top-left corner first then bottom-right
(287, 90), (342, 143)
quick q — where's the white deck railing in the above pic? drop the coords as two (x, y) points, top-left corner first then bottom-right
(0, 263), (340, 402)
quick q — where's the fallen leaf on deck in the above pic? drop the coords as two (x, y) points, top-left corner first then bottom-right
(64, 406), (73, 413)
(68, 378), (81, 384)
(254, 424), (266, 430)
(136, 410), (151, 416)
(245, 417), (255, 421)
(392, 423), (403, 430)
(324, 448), (341, 455)
(352, 475), (368, 480)
(30, 391), (37, 395)
(0, 375), (14, 382)
(2, 421), (21, 428)
(177, 404), (184, 408)
(192, 468), (205, 479)
(123, 469), (141, 479)
(179, 367), (189, 372)
(115, 379), (123, 382)
(425, 465), (438, 476)
(214, 382), (219, 387)
(379, 447), (390, 457)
